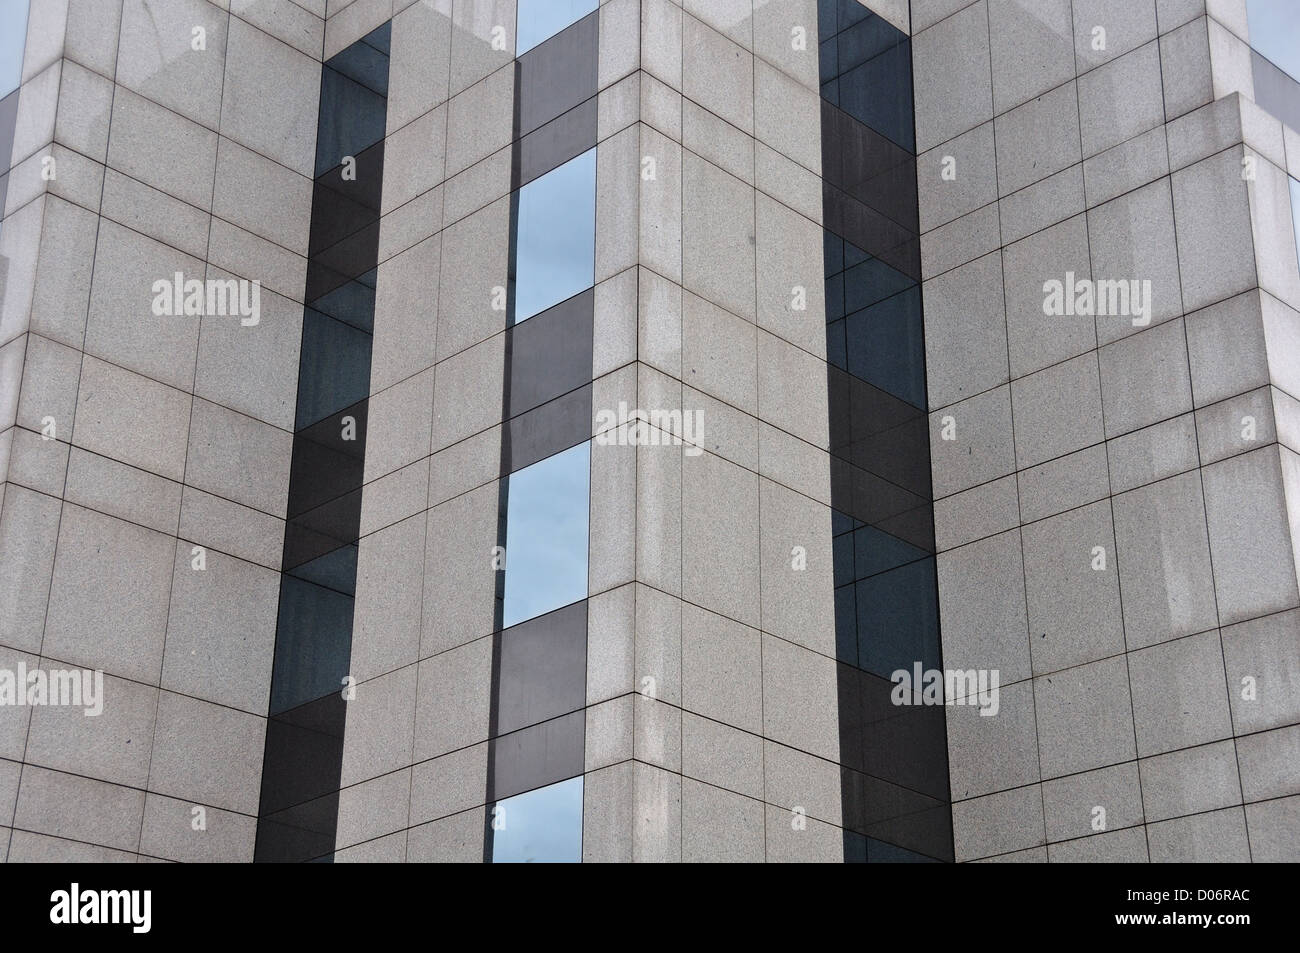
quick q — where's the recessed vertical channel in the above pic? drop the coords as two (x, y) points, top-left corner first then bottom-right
(817, 0), (954, 863)
(255, 22), (391, 863)
(484, 3), (598, 863)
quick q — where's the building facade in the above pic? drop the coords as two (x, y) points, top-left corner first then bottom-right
(0, 0), (1298, 863)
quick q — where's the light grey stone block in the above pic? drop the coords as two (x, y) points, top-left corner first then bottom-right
(918, 122), (997, 234)
(1002, 214), (1096, 376)
(930, 384), (1016, 498)
(387, 0), (452, 133)
(988, 0), (1074, 113)
(933, 473), (1020, 551)
(1222, 607), (1300, 734)
(1195, 387), (1275, 464)
(408, 741), (487, 826)
(913, 1), (993, 153)
(1129, 629), (1233, 755)
(680, 601), (762, 733)
(406, 806), (485, 862)
(1236, 723), (1300, 802)
(340, 664), (417, 788)
(1033, 654), (1136, 778)
(185, 398), (292, 516)
(923, 251), (1008, 409)
(421, 482), (499, 656)
(107, 86), (217, 210)
(351, 514), (426, 683)
(335, 768), (411, 850)
(24, 673), (156, 788)
(998, 163), (1086, 246)
(682, 450), (760, 628)
(1083, 126), (1170, 209)
(1245, 796), (1300, 862)
(682, 711), (762, 798)
(178, 485), (284, 571)
(221, 14), (319, 176)
(43, 503), (174, 683)
(952, 783), (1045, 861)
(682, 290), (755, 414)
(682, 153), (755, 322)
(1147, 805), (1251, 861)
(585, 696), (633, 771)
(1113, 470), (1219, 648)
(761, 634), (839, 762)
(448, 0), (513, 98)
(1042, 761), (1144, 842)
(213, 136), (313, 256)
(1172, 146), (1257, 313)
(632, 761), (681, 862)
(1161, 16), (1213, 119)
(681, 777), (764, 862)
(1074, 0), (1159, 69)
(1017, 444), (1109, 523)
(995, 81), (1082, 196)
(1047, 825), (1149, 861)
(1203, 447), (1300, 624)
(117, 0), (229, 128)
(1140, 739), (1242, 822)
(412, 635), (492, 760)
(764, 739), (842, 827)
(14, 765), (144, 853)
(946, 679), (1039, 799)
(1107, 413), (1199, 493)
(936, 528), (1032, 683)
(1098, 319), (1192, 437)
(148, 690), (264, 814)
(1011, 353), (1105, 469)
(161, 543), (278, 714)
(756, 193), (824, 358)
(682, 13), (753, 135)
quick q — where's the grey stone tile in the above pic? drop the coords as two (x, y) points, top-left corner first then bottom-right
(28, 196), (99, 349)
(936, 529), (1032, 684)
(339, 664), (417, 787)
(681, 291), (755, 415)
(421, 482), (498, 657)
(0, 647), (38, 760)
(1203, 447), (1300, 624)
(759, 478), (835, 656)
(1074, 0), (1159, 69)
(387, 0), (452, 133)
(448, 0), (513, 98)
(185, 398), (292, 516)
(1184, 290), (1268, 407)
(1098, 319), (1192, 438)
(8, 428), (70, 501)
(682, 450), (760, 628)
(100, 169), (210, 261)
(409, 741), (488, 826)
(752, 0), (819, 91)
(764, 803), (843, 862)
(178, 485), (284, 571)
(1172, 147), (1257, 313)
(6, 830), (137, 862)
(107, 86), (218, 210)
(923, 251), (1008, 409)
(634, 694), (681, 772)
(445, 66), (513, 179)
(921, 202), (1001, 279)
(758, 329), (827, 449)
(1042, 761), (1144, 842)
(83, 220), (202, 392)
(15, 334), (80, 441)
(761, 634), (838, 762)
(1017, 444), (1109, 523)
(1088, 179), (1184, 345)
(1222, 608), (1300, 734)
(994, 81), (1081, 196)
(431, 333), (503, 452)
(195, 269), (303, 431)
(586, 584), (635, 704)
(913, 1), (993, 153)
(406, 806), (485, 862)
(206, 217), (308, 304)
(917, 122), (997, 233)
(1129, 629), (1234, 756)
(65, 0), (124, 77)
(161, 544), (278, 714)
(1160, 16), (1213, 119)
(1245, 796), (1300, 862)
(433, 196), (508, 363)
(383, 105), (447, 216)
(599, 0), (640, 90)
(1107, 413), (1200, 493)
(54, 60), (113, 163)
(43, 503), (174, 683)
(1033, 654), (1136, 778)
(14, 765), (144, 854)
(351, 515), (425, 682)
(585, 696), (633, 772)
(988, 0), (1074, 113)
(148, 690), (265, 814)
(1047, 825), (1149, 861)
(1022, 501), (1125, 674)
(1262, 291), (1300, 401)
(947, 679), (1039, 799)
(220, 14), (320, 177)
(335, 768), (410, 850)
(231, 0), (324, 58)
(1236, 724), (1300, 802)
(930, 384), (1016, 498)
(594, 268), (638, 379)
(756, 193), (824, 358)
(755, 59), (818, 174)
(764, 739), (842, 827)
(1156, 0), (1206, 33)
(1140, 739), (1242, 822)
(363, 367), (434, 483)
(1083, 126), (1170, 208)
(412, 635), (492, 760)
(934, 474), (1020, 551)
(682, 153), (755, 323)
(682, 13), (753, 135)
(1079, 41), (1165, 158)
(1002, 214), (1096, 377)
(1147, 805), (1251, 861)
(373, 233), (441, 394)
(24, 673), (156, 788)
(680, 602), (761, 733)
(681, 777), (764, 862)
(1011, 353), (1105, 469)
(1113, 470), (1218, 648)
(213, 135), (313, 256)
(117, 0), (229, 129)
(998, 163), (1085, 246)
(682, 712), (762, 799)
(952, 783), (1045, 861)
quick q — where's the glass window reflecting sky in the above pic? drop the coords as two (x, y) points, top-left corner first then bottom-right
(514, 148), (596, 323)
(0, 0), (30, 98)
(516, 0), (597, 57)
(1248, 0), (1300, 81)
(502, 440), (590, 628)
(491, 775), (583, 863)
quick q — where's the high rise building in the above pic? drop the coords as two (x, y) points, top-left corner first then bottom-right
(0, 0), (1298, 863)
